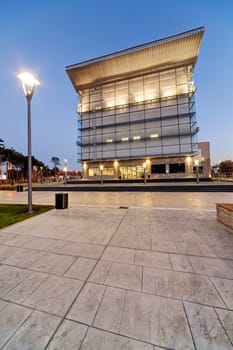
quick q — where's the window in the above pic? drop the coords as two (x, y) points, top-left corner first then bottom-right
(88, 167), (114, 176)
(151, 164), (166, 174)
(88, 167), (100, 176)
(169, 163), (185, 173)
(103, 167), (114, 176)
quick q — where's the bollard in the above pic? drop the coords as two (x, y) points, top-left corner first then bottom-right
(16, 185), (23, 192)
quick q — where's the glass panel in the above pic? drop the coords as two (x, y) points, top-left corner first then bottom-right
(151, 164), (166, 174)
(163, 145), (180, 154)
(161, 106), (177, 117)
(169, 163), (185, 173)
(145, 108), (160, 119)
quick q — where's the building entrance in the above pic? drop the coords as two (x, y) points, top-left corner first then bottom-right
(119, 166), (143, 179)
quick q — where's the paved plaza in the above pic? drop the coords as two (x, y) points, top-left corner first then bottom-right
(0, 190), (233, 349)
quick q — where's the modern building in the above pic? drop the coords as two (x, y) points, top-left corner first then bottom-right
(66, 26), (208, 180)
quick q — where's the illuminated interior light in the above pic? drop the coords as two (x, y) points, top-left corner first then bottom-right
(162, 88), (176, 97)
(145, 94), (155, 101)
(77, 103), (82, 113)
(106, 101), (115, 108)
(150, 134), (159, 138)
(121, 137), (129, 141)
(106, 139), (113, 143)
(133, 136), (141, 140)
(114, 161), (118, 167)
(134, 95), (144, 103)
(117, 98), (127, 106)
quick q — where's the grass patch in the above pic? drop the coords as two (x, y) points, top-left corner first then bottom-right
(0, 204), (54, 229)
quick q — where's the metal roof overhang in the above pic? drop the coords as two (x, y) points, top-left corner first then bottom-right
(66, 27), (205, 93)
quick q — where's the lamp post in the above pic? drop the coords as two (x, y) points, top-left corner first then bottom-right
(194, 159), (199, 184)
(17, 72), (39, 213)
(40, 166), (43, 184)
(64, 159), (67, 184)
(143, 162), (146, 185)
(100, 164), (103, 185)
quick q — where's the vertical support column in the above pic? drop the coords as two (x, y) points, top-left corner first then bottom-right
(82, 163), (88, 180)
(185, 157), (193, 177)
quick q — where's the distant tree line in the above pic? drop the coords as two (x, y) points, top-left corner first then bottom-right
(218, 160), (233, 173)
(0, 138), (62, 181)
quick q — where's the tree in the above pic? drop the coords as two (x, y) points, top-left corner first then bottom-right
(0, 138), (4, 149)
(51, 156), (60, 176)
(219, 160), (233, 174)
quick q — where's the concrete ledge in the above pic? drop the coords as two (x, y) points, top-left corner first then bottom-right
(216, 203), (233, 232)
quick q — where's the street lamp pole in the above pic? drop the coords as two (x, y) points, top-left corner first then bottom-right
(143, 162), (146, 185)
(64, 159), (67, 184)
(100, 165), (103, 185)
(17, 72), (39, 213)
(195, 159), (199, 184)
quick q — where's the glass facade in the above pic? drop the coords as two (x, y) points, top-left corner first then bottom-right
(66, 27), (206, 179)
(78, 66), (198, 165)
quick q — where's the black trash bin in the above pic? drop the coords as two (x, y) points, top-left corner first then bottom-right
(16, 185), (23, 192)
(55, 193), (68, 209)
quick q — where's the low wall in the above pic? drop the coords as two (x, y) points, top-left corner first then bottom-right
(216, 203), (233, 232)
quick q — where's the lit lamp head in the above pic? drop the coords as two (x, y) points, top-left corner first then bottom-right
(143, 162), (146, 169)
(17, 72), (40, 99)
(100, 165), (104, 171)
(194, 159), (199, 166)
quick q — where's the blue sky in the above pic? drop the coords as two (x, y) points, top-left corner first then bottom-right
(1, 0), (232, 170)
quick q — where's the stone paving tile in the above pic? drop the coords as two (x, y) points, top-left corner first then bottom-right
(0, 265), (31, 297)
(211, 277), (233, 309)
(65, 257), (97, 280)
(57, 242), (105, 259)
(22, 236), (66, 252)
(188, 256), (233, 279)
(0, 300), (8, 312)
(93, 286), (127, 333)
(24, 275), (83, 316)
(2, 310), (61, 350)
(0, 245), (21, 262)
(142, 267), (225, 307)
(68, 227), (117, 245)
(215, 308), (233, 344)
(0, 232), (17, 244)
(47, 320), (88, 350)
(176, 242), (203, 256)
(102, 246), (135, 264)
(4, 272), (48, 304)
(0, 303), (32, 348)
(120, 290), (194, 349)
(29, 252), (76, 275)
(105, 262), (142, 291)
(110, 220), (151, 250)
(184, 302), (233, 350)
(134, 250), (171, 269)
(67, 282), (105, 324)
(88, 260), (112, 284)
(3, 233), (33, 247)
(197, 243), (217, 258)
(151, 239), (178, 253)
(209, 243), (233, 260)
(169, 253), (194, 272)
(80, 327), (154, 350)
(3, 248), (46, 269)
